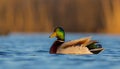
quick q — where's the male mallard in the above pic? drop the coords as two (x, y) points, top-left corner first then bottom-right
(49, 27), (104, 55)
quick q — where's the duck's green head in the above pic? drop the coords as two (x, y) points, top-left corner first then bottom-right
(49, 27), (65, 41)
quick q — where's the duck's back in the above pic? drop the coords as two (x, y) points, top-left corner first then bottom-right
(57, 46), (92, 54)
(56, 37), (93, 54)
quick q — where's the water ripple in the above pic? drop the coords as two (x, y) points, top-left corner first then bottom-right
(0, 34), (120, 69)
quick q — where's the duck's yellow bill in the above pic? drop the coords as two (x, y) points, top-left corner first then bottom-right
(49, 32), (56, 38)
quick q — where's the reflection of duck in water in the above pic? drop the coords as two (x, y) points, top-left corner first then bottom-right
(49, 27), (104, 55)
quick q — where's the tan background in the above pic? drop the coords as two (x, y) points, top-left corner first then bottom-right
(0, 0), (120, 34)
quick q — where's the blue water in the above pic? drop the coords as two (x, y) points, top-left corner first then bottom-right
(0, 33), (120, 69)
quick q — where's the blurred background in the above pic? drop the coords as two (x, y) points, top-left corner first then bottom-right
(0, 0), (120, 35)
(0, 1), (120, 69)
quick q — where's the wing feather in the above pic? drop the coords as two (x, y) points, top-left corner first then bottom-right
(60, 36), (92, 48)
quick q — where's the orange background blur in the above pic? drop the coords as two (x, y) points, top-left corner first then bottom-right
(0, 0), (120, 34)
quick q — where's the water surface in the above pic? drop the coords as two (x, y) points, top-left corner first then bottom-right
(0, 33), (120, 69)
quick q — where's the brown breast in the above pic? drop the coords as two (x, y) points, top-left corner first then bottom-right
(49, 40), (64, 54)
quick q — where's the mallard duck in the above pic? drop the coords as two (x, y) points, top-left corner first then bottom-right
(49, 27), (104, 55)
